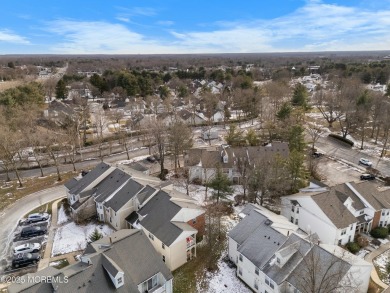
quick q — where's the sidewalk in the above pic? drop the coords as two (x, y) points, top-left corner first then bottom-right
(365, 242), (390, 291)
(37, 197), (64, 270)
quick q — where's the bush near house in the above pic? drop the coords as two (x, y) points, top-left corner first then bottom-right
(328, 134), (354, 147)
(370, 227), (389, 239)
(346, 242), (361, 254)
(355, 234), (369, 248)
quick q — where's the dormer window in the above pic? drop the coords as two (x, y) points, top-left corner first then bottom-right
(117, 277), (123, 284)
(277, 257), (280, 264)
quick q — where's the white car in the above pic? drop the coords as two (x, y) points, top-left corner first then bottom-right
(13, 243), (41, 255)
(359, 158), (373, 166)
(27, 213), (49, 223)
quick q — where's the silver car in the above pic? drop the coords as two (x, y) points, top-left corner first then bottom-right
(27, 213), (49, 223)
(13, 243), (41, 255)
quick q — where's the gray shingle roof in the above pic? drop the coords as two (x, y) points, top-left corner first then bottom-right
(68, 162), (111, 195)
(64, 178), (78, 190)
(311, 189), (357, 228)
(236, 212), (288, 268)
(350, 181), (390, 210)
(104, 179), (144, 212)
(9, 230), (173, 293)
(125, 211), (139, 225)
(286, 244), (351, 292)
(136, 185), (156, 205)
(92, 169), (131, 203)
(138, 190), (182, 246)
(101, 254), (121, 277)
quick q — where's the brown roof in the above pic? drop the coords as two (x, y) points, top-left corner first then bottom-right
(350, 181), (390, 210)
(311, 189), (357, 229)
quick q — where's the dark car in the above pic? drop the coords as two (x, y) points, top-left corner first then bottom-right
(21, 226), (47, 238)
(146, 156), (156, 163)
(312, 151), (323, 158)
(360, 173), (375, 181)
(12, 252), (40, 268)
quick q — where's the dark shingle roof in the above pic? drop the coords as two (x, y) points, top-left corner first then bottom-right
(136, 185), (156, 205)
(138, 190), (182, 246)
(68, 162), (111, 195)
(92, 169), (131, 203)
(9, 230), (173, 293)
(64, 178), (78, 190)
(125, 211), (139, 225)
(104, 179), (144, 212)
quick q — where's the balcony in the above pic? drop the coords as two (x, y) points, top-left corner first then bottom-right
(186, 237), (195, 248)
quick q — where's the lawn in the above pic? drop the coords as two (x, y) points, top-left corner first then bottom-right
(0, 171), (77, 211)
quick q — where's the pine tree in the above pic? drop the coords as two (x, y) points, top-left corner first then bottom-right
(208, 167), (233, 203)
(88, 228), (103, 242)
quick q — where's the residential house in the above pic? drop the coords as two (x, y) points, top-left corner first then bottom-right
(176, 109), (206, 125)
(228, 204), (372, 293)
(126, 189), (205, 271)
(8, 229), (173, 293)
(281, 181), (390, 246)
(185, 142), (289, 184)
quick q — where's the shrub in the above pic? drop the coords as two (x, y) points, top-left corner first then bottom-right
(346, 242), (360, 254)
(370, 227), (389, 239)
(328, 133), (354, 147)
(356, 234), (369, 248)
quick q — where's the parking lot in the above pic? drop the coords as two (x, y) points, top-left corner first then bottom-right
(316, 156), (367, 186)
(0, 216), (50, 275)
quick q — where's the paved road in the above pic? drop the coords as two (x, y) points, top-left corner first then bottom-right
(316, 136), (390, 177)
(0, 147), (149, 181)
(0, 185), (66, 272)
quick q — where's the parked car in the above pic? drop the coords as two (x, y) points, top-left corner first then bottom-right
(359, 158), (373, 166)
(21, 226), (47, 238)
(146, 156), (156, 163)
(27, 213), (49, 224)
(13, 243), (41, 255)
(12, 252), (40, 268)
(360, 173), (376, 180)
(312, 151), (323, 158)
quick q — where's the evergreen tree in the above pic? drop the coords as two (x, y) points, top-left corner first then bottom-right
(276, 102), (292, 121)
(291, 83), (308, 108)
(288, 125), (305, 152)
(208, 167), (233, 203)
(55, 79), (68, 100)
(225, 124), (244, 146)
(88, 228), (103, 242)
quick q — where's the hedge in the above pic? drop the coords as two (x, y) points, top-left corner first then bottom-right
(370, 227), (389, 239)
(328, 134), (354, 147)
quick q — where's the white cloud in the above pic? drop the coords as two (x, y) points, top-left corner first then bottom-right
(0, 30), (29, 44)
(44, 1), (390, 53)
(157, 20), (174, 26)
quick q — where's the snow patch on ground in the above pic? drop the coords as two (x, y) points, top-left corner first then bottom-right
(373, 251), (390, 284)
(116, 155), (150, 165)
(57, 205), (70, 225)
(203, 259), (252, 293)
(51, 222), (114, 257)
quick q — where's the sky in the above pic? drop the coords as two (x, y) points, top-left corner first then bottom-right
(1, 0), (390, 54)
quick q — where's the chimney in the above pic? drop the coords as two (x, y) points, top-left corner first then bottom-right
(109, 237), (112, 244)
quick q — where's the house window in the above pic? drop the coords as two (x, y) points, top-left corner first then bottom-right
(291, 206), (295, 212)
(382, 212), (385, 216)
(360, 210), (364, 215)
(192, 218), (197, 224)
(254, 280), (259, 290)
(277, 257), (281, 264)
(162, 243), (165, 249)
(341, 229), (346, 235)
(238, 267), (242, 276)
(295, 219), (298, 225)
(265, 276), (275, 289)
(348, 236), (351, 242)
(387, 212), (389, 216)
(117, 277), (123, 284)
(142, 275), (158, 292)
(162, 255), (165, 262)
(255, 267), (259, 275)
(380, 221), (383, 227)
(350, 225), (353, 230)
(149, 233), (154, 240)
(338, 239), (342, 245)
(296, 207), (299, 214)
(290, 217), (294, 223)
(239, 254), (243, 262)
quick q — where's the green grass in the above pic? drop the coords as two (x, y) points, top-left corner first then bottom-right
(49, 258), (69, 269)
